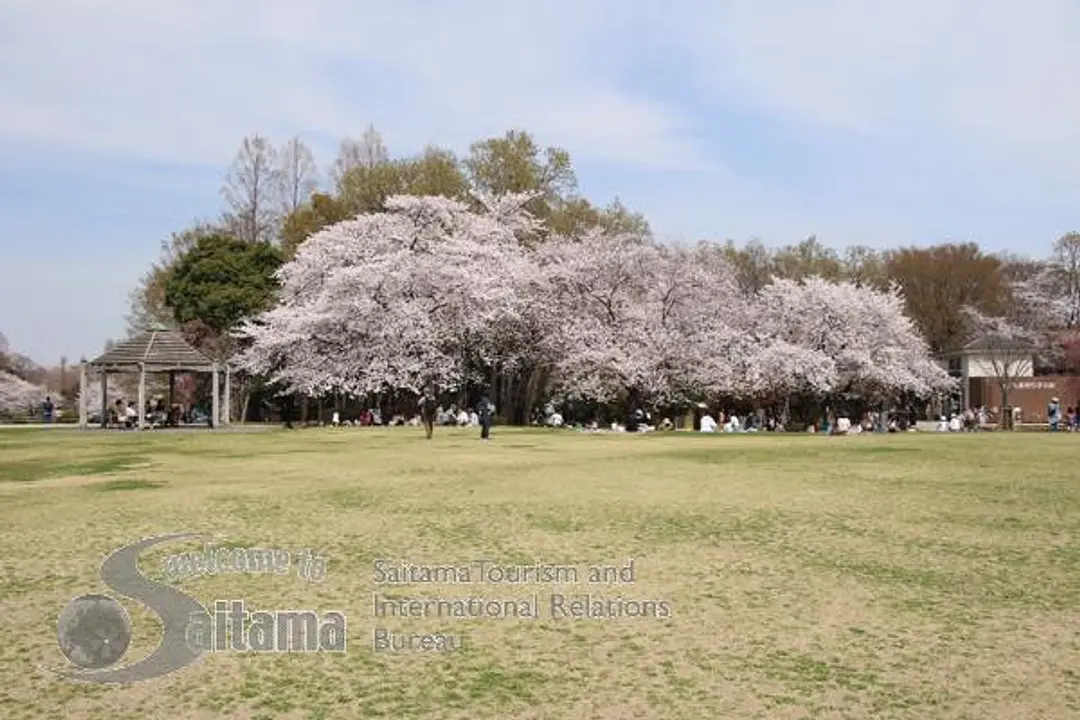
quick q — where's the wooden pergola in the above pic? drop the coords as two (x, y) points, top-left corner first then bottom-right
(78, 326), (232, 429)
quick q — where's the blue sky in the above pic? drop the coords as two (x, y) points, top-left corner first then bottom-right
(3, 0), (1080, 366)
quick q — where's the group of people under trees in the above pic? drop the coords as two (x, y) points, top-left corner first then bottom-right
(106, 398), (208, 429)
(419, 388), (494, 440)
(306, 387), (498, 441)
(33, 394), (210, 428)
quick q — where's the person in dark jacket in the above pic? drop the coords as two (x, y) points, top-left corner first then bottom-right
(419, 384), (436, 439)
(476, 393), (494, 440)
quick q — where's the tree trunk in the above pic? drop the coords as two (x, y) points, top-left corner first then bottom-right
(422, 377), (435, 439)
(239, 375), (252, 424)
(524, 365), (544, 424)
(283, 394), (294, 429)
(500, 372), (512, 424)
(1000, 384), (1011, 430)
(506, 372), (519, 424)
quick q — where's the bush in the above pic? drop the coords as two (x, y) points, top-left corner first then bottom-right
(0, 409), (32, 423)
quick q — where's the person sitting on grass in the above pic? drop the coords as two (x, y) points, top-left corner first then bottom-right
(700, 413), (717, 433)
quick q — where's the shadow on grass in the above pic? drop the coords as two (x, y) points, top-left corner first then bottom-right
(0, 455), (151, 482)
(87, 478), (166, 492)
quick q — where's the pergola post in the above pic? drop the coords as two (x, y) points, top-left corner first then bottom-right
(211, 363), (220, 430)
(78, 362), (88, 428)
(223, 364), (231, 425)
(99, 371), (108, 429)
(137, 362), (146, 430)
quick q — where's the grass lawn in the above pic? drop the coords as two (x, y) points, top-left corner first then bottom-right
(1, 426), (1079, 719)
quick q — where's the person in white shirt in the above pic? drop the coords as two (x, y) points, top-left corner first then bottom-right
(948, 414), (961, 432)
(331, 410), (340, 426)
(700, 414), (717, 432)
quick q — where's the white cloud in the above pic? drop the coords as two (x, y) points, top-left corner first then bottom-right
(670, 0), (1080, 178)
(6, 0), (1080, 364)
(0, 0), (706, 171)
(6, 0), (1079, 184)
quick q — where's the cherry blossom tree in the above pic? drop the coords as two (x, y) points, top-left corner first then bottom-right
(235, 192), (952, 424)
(234, 194), (539, 403)
(538, 233), (744, 408)
(728, 337), (838, 409)
(1011, 265), (1076, 337)
(668, 241), (751, 402)
(750, 277), (952, 405)
(0, 371), (47, 417)
(1008, 262), (1080, 372)
(1031, 232), (1080, 330)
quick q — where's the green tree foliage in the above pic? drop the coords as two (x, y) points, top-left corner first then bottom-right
(337, 147), (472, 215)
(126, 221), (222, 335)
(399, 147), (472, 200)
(772, 236), (844, 281)
(465, 129), (576, 204)
(277, 127), (651, 256)
(842, 246), (889, 289)
(163, 234), (284, 335)
(280, 193), (350, 259)
(547, 197), (651, 238)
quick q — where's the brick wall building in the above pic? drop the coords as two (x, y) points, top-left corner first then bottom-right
(939, 335), (1080, 422)
(967, 376), (1080, 422)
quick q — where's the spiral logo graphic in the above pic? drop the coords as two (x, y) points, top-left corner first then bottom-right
(53, 533), (208, 684)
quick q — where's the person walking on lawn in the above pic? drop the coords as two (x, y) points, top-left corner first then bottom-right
(477, 392), (495, 441)
(419, 381), (437, 439)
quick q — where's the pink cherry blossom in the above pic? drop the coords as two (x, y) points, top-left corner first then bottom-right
(236, 193), (951, 411)
(0, 371), (48, 415)
(235, 194), (539, 396)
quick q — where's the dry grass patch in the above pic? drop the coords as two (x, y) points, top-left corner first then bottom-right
(1, 426), (1079, 718)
